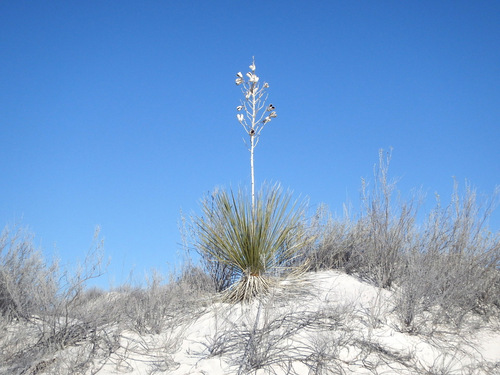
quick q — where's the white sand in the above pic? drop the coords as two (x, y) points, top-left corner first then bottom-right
(88, 271), (500, 374)
(31, 271), (500, 374)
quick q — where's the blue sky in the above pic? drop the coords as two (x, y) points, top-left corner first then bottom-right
(1, 1), (499, 288)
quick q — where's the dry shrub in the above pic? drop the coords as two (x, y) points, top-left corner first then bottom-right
(0, 225), (118, 375)
(0, 225), (58, 321)
(397, 182), (500, 332)
(306, 150), (499, 332)
(308, 149), (419, 289)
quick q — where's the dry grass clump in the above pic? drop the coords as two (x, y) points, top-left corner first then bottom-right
(0, 226), (58, 321)
(0, 226), (118, 374)
(0, 226), (209, 374)
(117, 266), (212, 335)
(396, 182), (500, 332)
(305, 150), (419, 289)
(305, 150), (500, 334)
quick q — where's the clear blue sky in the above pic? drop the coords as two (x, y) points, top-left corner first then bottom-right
(1, 1), (499, 288)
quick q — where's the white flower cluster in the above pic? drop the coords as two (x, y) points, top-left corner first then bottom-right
(235, 59), (276, 137)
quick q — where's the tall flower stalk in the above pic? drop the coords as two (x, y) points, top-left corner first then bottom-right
(235, 58), (277, 210)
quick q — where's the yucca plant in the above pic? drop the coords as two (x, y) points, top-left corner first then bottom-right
(194, 184), (309, 302)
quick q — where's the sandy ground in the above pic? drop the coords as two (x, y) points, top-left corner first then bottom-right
(85, 271), (500, 375)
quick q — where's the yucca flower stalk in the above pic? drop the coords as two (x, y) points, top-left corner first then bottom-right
(235, 58), (277, 210)
(194, 184), (308, 302)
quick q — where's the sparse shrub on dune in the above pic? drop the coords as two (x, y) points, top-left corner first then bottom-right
(0, 226), (118, 375)
(306, 149), (419, 289)
(0, 225), (58, 321)
(305, 149), (500, 333)
(303, 203), (361, 273)
(396, 182), (500, 332)
(118, 266), (211, 335)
